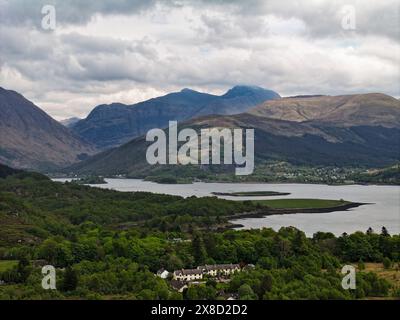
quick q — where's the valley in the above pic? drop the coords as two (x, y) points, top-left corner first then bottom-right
(63, 93), (400, 183)
(1, 0), (398, 305)
(0, 86), (398, 184)
(0, 86), (399, 301)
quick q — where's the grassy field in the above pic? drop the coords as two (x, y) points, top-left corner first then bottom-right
(356, 263), (400, 298)
(0, 260), (17, 272)
(253, 198), (349, 209)
(359, 263), (400, 287)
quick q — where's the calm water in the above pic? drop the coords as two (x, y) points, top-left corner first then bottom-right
(54, 179), (400, 236)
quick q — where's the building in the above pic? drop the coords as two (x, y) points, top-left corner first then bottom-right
(170, 280), (188, 293)
(156, 268), (170, 279)
(173, 264), (241, 282)
(198, 264), (241, 277)
(173, 269), (203, 282)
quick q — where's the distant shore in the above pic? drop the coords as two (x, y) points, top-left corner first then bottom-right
(212, 191), (291, 197)
(50, 176), (399, 187)
(221, 202), (368, 230)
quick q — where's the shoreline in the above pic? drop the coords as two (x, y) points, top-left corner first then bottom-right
(220, 202), (369, 231)
(50, 176), (399, 187)
(211, 191), (291, 197)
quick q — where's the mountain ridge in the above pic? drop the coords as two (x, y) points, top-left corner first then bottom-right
(71, 85), (280, 149)
(66, 92), (400, 178)
(249, 93), (400, 128)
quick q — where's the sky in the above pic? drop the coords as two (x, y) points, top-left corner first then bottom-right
(0, 0), (399, 120)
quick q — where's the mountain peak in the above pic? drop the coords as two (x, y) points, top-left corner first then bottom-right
(178, 88), (205, 96)
(71, 86), (281, 149)
(180, 88), (197, 93)
(223, 85), (280, 99)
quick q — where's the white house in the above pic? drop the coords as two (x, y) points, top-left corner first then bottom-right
(173, 264), (241, 282)
(198, 264), (241, 277)
(173, 269), (203, 281)
(156, 268), (170, 279)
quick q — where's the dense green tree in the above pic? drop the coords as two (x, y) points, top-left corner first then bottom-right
(61, 267), (78, 292)
(192, 232), (207, 265)
(381, 227), (390, 237)
(238, 284), (257, 300)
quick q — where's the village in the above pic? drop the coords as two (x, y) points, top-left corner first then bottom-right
(156, 263), (254, 295)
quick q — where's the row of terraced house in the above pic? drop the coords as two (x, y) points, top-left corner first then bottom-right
(173, 264), (241, 282)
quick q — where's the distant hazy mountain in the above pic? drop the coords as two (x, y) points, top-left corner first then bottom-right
(0, 87), (97, 171)
(193, 85), (281, 116)
(67, 93), (400, 177)
(71, 86), (280, 149)
(60, 117), (81, 128)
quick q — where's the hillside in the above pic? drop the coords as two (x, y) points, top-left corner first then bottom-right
(67, 92), (400, 178)
(249, 93), (400, 127)
(71, 86), (280, 149)
(0, 163), (21, 179)
(0, 166), (397, 300)
(350, 164), (400, 184)
(0, 165), (256, 246)
(0, 88), (97, 171)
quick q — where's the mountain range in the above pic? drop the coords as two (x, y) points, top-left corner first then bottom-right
(67, 93), (400, 178)
(0, 87), (96, 171)
(71, 85), (280, 149)
(1, 85), (399, 175)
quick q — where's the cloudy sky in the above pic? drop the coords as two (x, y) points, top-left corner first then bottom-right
(0, 0), (399, 120)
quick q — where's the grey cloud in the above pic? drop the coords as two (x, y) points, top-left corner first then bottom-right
(193, 0), (400, 41)
(0, 0), (399, 120)
(0, 0), (161, 26)
(0, 0), (398, 41)
(61, 32), (158, 59)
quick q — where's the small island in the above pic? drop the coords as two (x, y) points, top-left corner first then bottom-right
(72, 176), (107, 185)
(145, 175), (193, 184)
(212, 191), (290, 197)
(224, 198), (367, 223)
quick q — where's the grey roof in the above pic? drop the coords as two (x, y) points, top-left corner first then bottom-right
(174, 269), (203, 276)
(170, 280), (188, 290)
(198, 264), (240, 271)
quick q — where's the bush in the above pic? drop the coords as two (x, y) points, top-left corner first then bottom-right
(383, 257), (392, 269)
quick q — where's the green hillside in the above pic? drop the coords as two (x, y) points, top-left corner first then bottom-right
(0, 166), (399, 300)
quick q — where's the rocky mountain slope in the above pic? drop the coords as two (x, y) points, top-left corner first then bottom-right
(0, 87), (97, 171)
